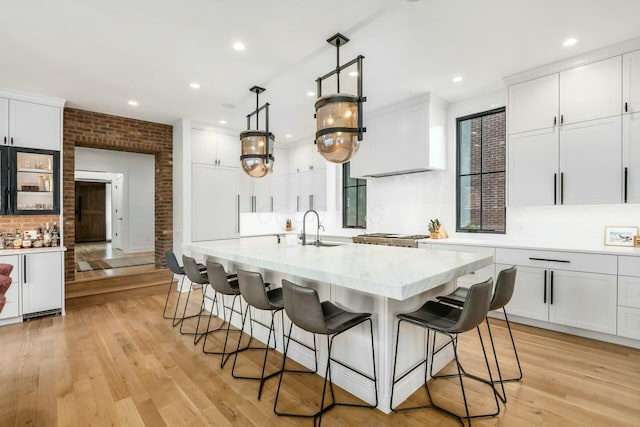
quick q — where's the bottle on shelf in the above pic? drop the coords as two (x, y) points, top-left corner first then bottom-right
(0, 233), (4, 250)
(14, 229), (22, 249)
(44, 222), (52, 247)
(52, 222), (59, 247)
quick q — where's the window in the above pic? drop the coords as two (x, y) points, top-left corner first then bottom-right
(342, 162), (366, 228)
(456, 107), (506, 233)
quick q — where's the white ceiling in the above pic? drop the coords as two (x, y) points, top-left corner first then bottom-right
(2, 0), (640, 142)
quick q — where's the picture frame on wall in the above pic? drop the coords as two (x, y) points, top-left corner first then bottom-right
(604, 226), (638, 247)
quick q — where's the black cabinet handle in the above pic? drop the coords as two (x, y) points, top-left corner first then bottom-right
(625, 167), (628, 203)
(23, 255), (27, 284)
(550, 271), (554, 305)
(625, 102), (629, 113)
(554, 173), (557, 205)
(560, 172), (564, 204)
(529, 257), (570, 263)
(543, 270), (547, 304)
(553, 116), (557, 126)
(560, 115), (564, 124)
(3, 136), (6, 145)
(10, 137), (14, 145)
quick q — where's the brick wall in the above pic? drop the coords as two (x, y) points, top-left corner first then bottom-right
(63, 108), (173, 281)
(0, 215), (60, 235)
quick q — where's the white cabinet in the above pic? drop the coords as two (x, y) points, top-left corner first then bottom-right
(0, 255), (20, 320)
(22, 251), (63, 315)
(191, 164), (240, 241)
(350, 93), (447, 177)
(617, 259), (640, 339)
(622, 49), (640, 114)
(508, 127), (559, 206)
(559, 56), (622, 125)
(623, 112), (640, 203)
(508, 74), (559, 134)
(548, 270), (617, 334)
(497, 264), (548, 322)
(288, 144), (313, 175)
(559, 116), (622, 204)
(271, 173), (289, 213)
(311, 168), (327, 211)
(618, 307), (640, 340)
(8, 100), (61, 150)
(0, 98), (8, 145)
(286, 144), (327, 212)
(191, 128), (239, 168)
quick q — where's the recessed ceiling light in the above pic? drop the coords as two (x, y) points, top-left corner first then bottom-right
(285, 134), (292, 138)
(128, 100), (138, 106)
(219, 120), (227, 125)
(563, 37), (578, 47)
(349, 71), (359, 77)
(190, 82), (200, 89)
(233, 41), (245, 51)
(306, 91), (316, 97)
(452, 76), (463, 83)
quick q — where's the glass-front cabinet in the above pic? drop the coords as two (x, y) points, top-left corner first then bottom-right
(0, 147), (60, 215)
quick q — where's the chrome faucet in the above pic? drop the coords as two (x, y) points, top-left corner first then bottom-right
(302, 209), (323, 246)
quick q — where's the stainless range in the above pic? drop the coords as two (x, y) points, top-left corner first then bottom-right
(352, 233), (430, 248)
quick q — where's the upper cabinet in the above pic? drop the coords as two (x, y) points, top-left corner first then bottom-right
(623, 49), (640, 114)
(349, 93), (447, 178)
(623, 112), (640, 203)
(508, 74), (559, 134)
(559, 56), (622, 125)
(1, 98), (61, 151)
(191, 128), (239, 168)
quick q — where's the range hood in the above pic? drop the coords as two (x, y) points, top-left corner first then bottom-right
(349, 93), (447, 178)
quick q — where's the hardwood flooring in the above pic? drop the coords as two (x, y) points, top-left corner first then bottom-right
(1, 288), (640, 426)
(74, 242), (154, 279)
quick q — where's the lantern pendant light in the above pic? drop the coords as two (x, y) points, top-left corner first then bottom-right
(240, 86), (275, 178)
(314, 33), (366, 164)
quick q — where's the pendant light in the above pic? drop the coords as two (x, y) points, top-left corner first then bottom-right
(314, 33), (366, 164)
(240, 86), (274, 178)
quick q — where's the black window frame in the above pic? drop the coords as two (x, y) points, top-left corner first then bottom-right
(342, 162), (366, 229)
(456, 107), (506, 234)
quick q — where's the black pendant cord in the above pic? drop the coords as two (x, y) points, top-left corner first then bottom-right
(336, 39), (341, 93)
(255, 91), (260, 130)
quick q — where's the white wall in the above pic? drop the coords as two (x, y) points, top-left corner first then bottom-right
(75, 147), (155, 252)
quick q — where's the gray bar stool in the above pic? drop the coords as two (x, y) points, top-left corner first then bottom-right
(182, 255), (220, 345)
(274, 279), (378, 426)
(231, 269), (283, 399)
(437, 266), (521, 403)
(390, 279), (499, 426)
(163, 251), (207, 327)
(201, 260), (251, 368)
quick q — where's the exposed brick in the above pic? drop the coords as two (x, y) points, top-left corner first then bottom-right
(63, 108), (173, 281)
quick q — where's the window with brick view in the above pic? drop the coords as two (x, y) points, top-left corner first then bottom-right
(456, 108), (506, 233)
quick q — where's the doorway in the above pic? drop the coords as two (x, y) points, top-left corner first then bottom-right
(75, 181), (106, 243)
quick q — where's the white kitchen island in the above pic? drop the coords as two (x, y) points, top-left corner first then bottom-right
(185, 237), (492, 413)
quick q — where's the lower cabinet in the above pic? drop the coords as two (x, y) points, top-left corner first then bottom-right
(0, 255), (20, 320)
(497, 263), (617, 334)
(0, 250), (64, 323)
(22, 251), (63, 315)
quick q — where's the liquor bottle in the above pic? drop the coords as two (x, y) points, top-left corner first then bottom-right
(0, 233), (4, 250)
(52, 222), (59, 247)
(44, 223), (51, 247)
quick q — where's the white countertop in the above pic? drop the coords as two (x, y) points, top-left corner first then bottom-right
(0, 246), (66, 256)
(419, 237), (640, 256)
(185, 238), (492, 301)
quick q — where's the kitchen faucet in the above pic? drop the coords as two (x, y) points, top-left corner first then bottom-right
(302, 209), (324, 246)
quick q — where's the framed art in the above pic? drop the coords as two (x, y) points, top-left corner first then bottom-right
(604, 226), (638, 247)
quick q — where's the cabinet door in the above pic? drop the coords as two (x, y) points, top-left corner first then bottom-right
(623, 112), (640, 203)
(623, 49), (640, 114)
(22, 251), (62, 314)
(617, 306), (640, 340)
(216, 133), (240, 168)
(560, 116), (622, 205)
(311, 168), (327, 211)
(0, 255), (20, 320)
(548, 270), (617, 334)
(271, 173), (289, 213)
(289, 144), (312, 175)
(272, 147), (287, 176)
(238, 173), (254, 213)
(0, 98), (8, 146)
(191, 164), (240, 240)
(508, 74), (559, 134)
(560, 56), (622, 124)
(9, 100), (60, 150)
(508, 127), (559, 206)
(497, 264), (548, 321)
(253, 174), (272, 213)
(191, 129), (217, 165)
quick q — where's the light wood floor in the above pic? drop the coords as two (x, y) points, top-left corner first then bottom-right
(74, 241), (155, 280)
(1, 289), (640, 426)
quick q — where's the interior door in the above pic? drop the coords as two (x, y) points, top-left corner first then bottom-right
(75, 181), (106, 243)
(112, 174), (124, 249)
